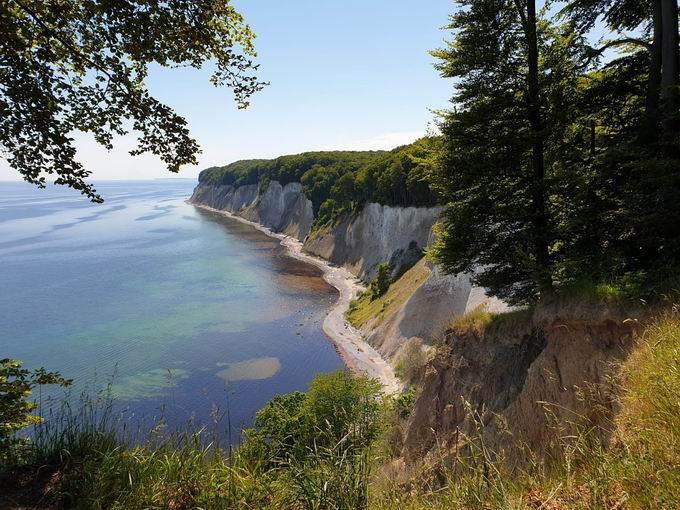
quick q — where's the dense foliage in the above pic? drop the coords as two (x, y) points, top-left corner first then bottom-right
(245, 371), (382, 460)
(0, 359), (70, 464)
(431, 0), (680, 305)
(1, 0), (264, 201)
(0, 370), (387, 509)
(198, 137), (441, 224)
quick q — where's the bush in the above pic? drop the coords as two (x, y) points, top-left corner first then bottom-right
(245, 371), (383, 467)
(370, 263), (392, 299)
(0, 359), (70, 465)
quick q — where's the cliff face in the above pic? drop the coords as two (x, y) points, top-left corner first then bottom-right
(365, 261), (507, 361)
(190, 182), (314, 241)
(242, 182), (314, 241)
(304, 203), (443, 282)
(190, 183), (259, 213)
(402, 308), (639, 467)
(191, 180), (505, 367)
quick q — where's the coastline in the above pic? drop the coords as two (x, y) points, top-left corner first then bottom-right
(191, 202), (402, 395)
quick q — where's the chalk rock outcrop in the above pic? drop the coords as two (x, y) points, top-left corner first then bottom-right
(304, 204), (443, 282)
(190, 182), (314, 241)
(361, 259), (508, 361)
(190, 183), (259, 214)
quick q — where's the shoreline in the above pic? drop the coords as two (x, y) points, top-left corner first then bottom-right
(191, 202), (402, 395)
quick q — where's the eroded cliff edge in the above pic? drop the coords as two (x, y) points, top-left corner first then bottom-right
(190, 179), (649, 475)
(399, 305), (642, 470)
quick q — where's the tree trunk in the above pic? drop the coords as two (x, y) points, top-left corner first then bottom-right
(660, 0), (679, 135)
(643, 0), (663, 142)
(523, 0), (553, 298)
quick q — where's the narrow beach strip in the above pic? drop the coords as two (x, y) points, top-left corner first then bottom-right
(191, 203), (402, 395)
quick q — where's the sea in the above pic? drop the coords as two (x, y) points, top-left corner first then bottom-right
(0, 179), (343, 435)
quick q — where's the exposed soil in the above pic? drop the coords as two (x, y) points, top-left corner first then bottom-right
(403, 307), (643, 467)
(0, 465), (61, 510)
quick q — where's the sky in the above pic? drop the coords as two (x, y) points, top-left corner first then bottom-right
(0, 0), (455, 182)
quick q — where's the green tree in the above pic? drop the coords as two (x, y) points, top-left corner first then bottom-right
(561, 0), (679, 144)
(1, 0), (265, 201)
(370, 263), (392, 299)
(330, 172), (358, 209)
(301, 164), (340, 214)
(245, 371), (383, 466)
(433, 0), (680, 303)
(558, 0), (680, 287)
(316, 198), (339, 227)
(0, 359), (71, 464)
(431, 0), (582, 304)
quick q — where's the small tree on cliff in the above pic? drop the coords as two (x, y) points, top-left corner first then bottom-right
(370, 263), (392, 299)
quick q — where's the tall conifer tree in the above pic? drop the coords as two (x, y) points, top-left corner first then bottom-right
(431, 0), (586, 304)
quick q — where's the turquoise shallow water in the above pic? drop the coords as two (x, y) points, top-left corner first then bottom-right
(0, 180), (343, 432)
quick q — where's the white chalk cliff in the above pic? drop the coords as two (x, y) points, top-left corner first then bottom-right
(189, 179), (504, 366)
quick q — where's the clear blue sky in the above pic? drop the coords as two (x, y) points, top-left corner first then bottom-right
(1, 0), (454, 181)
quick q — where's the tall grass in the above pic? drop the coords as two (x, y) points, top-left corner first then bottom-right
(373, 308), (680, 509)
(4, 310), (679, 509)
(5, 371), (383, 509)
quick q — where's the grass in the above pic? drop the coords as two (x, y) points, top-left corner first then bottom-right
(449, 305), (534, 339)
(3, 310), (679, 509)
(556, 267), (680, 308)
(600, 307), (680, 507)
(449, 304), (495, 335)
(393, 338), (429, 386)
(372, 307), (680, 509)
(346, 259), (430, 329)
(2, 371), (384, 510)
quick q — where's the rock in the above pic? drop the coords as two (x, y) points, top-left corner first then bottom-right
(189, 181), (314, 241)
(402, 313), (639, 467)
(304, 203), (444, 282)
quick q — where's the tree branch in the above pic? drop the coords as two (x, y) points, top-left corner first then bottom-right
(11, 0), (134, 96)
(597, 37), (653, 52)
(583, 37), (652, 68)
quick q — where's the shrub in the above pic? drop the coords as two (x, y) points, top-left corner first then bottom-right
(370, 263), (392, 299)
(0, 359), (71, 465)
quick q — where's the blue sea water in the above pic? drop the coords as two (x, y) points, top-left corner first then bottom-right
(0, 180), (343, 433)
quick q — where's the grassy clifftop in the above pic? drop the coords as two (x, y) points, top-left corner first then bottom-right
(346, 259), (431, 330)
(2, 308), (679, 509)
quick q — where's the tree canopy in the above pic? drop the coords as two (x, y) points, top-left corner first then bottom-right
(199, 137), (441, 225)
(0, 0), (265, 202)
(431, 0), (680, 305)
